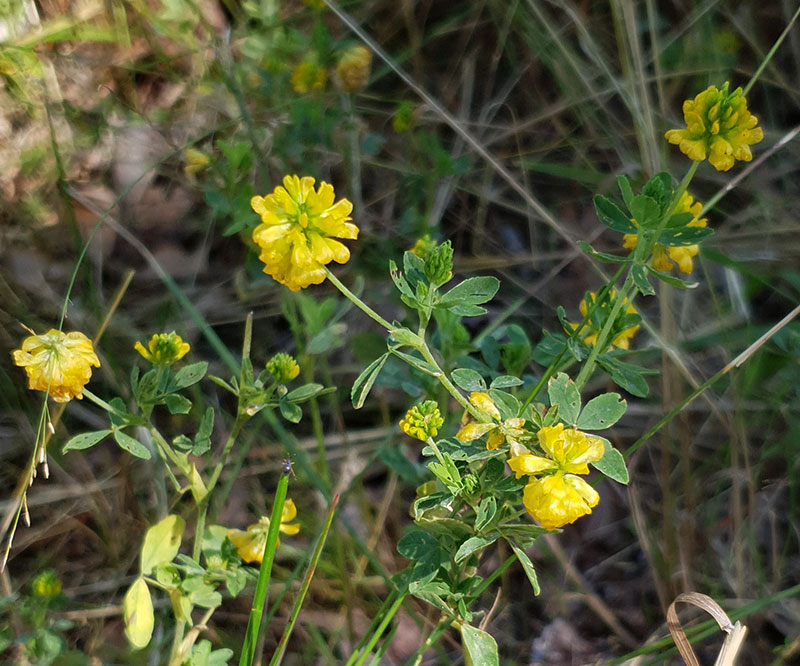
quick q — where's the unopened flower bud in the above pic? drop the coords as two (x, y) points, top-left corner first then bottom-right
(334, 45), (372, 93)
(266, 353), (300, 384)
(134, 332), (190, 366)
(399, 400), (444, 441)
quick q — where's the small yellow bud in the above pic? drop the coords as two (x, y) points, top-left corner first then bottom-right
(134, 332), (190, 366)
(266, 353), (300, 384)
(334, 45), (372, 93)
(399, 401), (444, 441)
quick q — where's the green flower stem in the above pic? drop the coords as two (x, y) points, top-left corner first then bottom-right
(416, 342), (480, 419)
(82, 388), (125, 417)
(324, 267), (394, 331)
(193, 411), (248, 561)
(573, 273), (635, 390)
(239, 472), (289, 666)
(424, 437), (449, 469)
(324, 267), (481, 420)
(518, 265), (627, 415)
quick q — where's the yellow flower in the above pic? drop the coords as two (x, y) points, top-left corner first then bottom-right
(334, 45), (372, 93)
(400, 400), (444, 441)
(31, 570), (62, 599)
(251, 175), (358, 292)
(12, 329), (100, 403)
(508, 424), (604, 530)
(227, 499), (301, 564)
(410, 234), (436, 260)
(456, 392), (527, 453)
(266, 352), (300, 384)
(569, 291), (640, 350)
(134, 332), (190, 366)
(184, 148), (210, 175)
(623, 191), (708, 274)
(665, 83), (764, 171)
(291, 61), (327, 94)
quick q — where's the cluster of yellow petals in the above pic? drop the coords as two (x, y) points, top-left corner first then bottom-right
(12, 329), (100, 403)
(227, 499), (300, 564)
(291, 61), (327, 94)
(623, 191), (708, 274)
(334, 45), (372, 93)
(456, 392), (527, 455)
(507, 424), (604, 530)
(251, 175), (358, 292)
(134, 331), (190, 366)
(574, 292), (640, 350)
(665, 84), (764, 171)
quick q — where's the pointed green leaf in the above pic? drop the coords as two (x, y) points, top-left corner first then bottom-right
(475, 497), (497, 533)
(351, 353), (389, 409)
(597, 355), (650, 398)
(489, 375), (523, 389)
(506, 539), (540, 595)
(141, 514), (186, 574)
(577, 393), (627, 430)
(647, 266), (698, 289)
(658, 226), (714, 247)
(63, 429), (111, 453)
(631, 264), (655, 296)
(114, 430), (151, 460)
(455, 535), (498, 563)
(594, 195), (637, 234)
(172, 362), (208, 390)
(390, 349), (440, 376)
(123, 577), (154, 649)
(285, 383), (325, 402)
(578, 240), (631, 264)
(438, 276), (500, 307)
(617, 175), (634, 210)
(193, 408), (214, 456)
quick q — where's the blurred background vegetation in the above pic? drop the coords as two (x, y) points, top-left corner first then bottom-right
(1, 0), (799, 663)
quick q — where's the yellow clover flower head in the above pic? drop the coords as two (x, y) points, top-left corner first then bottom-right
(31, 570), (62, 599)
(251, 175), (358, 292)
(134, 332), (190, 366)
(623, 191), (708, 274)
(12, 329), (100, 403)
(399, 400), (444, 441)
(291, 60), (327, 94)
(266, 352), (300, 384)
(184, 148), (211, 175)
(334, 45), (372, 93)
(507, 423), (604, 530)
(410, 233), (437, 260)
(569, 291), (640, 350)
(227, 499), (301, 564)
(665, 83), (764, 171)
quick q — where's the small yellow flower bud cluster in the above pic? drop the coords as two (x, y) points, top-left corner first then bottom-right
(665, 83), (764, 171)
(31, 570), (62, 599)
(399, 400), (444, 441)
(266, 353), (300, 384)
(184, 148), (210, 175)
(568, 291), (640, 351)
(291, 61), (327, 94)
(134, 332), (190, 366)
(12, 329), (100, 403)
(334, 45), (372, 93)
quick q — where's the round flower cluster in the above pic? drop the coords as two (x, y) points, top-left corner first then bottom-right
(251, 176), (358, 292)
(399, 400), (444, 441)
(623, 191), (708, 274)
(13, 329), (100, 403)
(665, 83), (764, 171)
(134, 331), (190, 366)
